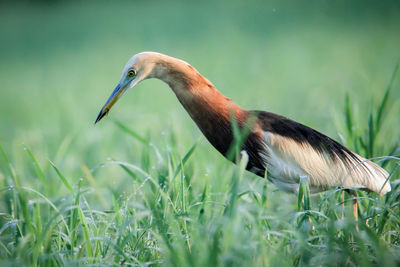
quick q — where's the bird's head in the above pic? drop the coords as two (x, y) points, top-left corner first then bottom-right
(95, 52), (160, 123)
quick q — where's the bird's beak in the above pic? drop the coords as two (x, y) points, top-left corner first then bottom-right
(95, 82), (128, 124)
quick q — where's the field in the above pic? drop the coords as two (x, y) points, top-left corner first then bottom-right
(1, 1), (400, 266)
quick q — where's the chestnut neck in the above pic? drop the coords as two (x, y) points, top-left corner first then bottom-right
(153, 57), (248, 154)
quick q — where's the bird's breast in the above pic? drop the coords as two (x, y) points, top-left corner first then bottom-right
(190, 110), (267, 174)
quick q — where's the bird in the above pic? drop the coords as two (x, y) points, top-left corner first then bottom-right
(95, 52), (391, 218)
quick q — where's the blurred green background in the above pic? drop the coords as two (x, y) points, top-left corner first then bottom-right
(0, 0), (399, 201)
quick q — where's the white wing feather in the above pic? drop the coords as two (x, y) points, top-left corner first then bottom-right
(260, 132), (391, 194)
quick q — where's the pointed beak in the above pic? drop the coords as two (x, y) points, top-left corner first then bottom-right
(95, 82), (127, 124)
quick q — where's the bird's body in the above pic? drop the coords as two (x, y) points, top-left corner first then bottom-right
(96, 52), (391, 195)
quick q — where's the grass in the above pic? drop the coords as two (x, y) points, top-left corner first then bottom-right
(1, 1), (400, 266)
(0, 66), (399, 266)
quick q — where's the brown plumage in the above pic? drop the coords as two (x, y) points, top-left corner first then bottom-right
(96, 52), (391, 196)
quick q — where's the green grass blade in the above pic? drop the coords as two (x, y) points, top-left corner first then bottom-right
(49, 160), (74, 195)
(172, 140), (199, 181)
(24, 145), (46, 187)
(345, 93), (353, 138)
(367, 104), (374, 158)
(375, 62), (399, 131)
(70, 181), (82, 250)
(382, 145), (400, 168)
(141, 132), (151, 172)
(298, 176), (311, 211)
(113, 119), (150, 146)
(297, 181), (304, 212)
(77, 207), (93, 260)
(198, 179), (209, 221)
(224, 150), (249, 217)
(112, 194), (122, 225)
(0, 143), (15, 182)
(179, 157), (191, 253)
(119, 164), (144, 183)
(0, 144), (33, 236)
(227, 111), (258, 162)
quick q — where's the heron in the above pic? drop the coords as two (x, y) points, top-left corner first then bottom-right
(95, 52), (391, 219)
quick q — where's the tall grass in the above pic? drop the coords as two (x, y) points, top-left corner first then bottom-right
(0, 65), (399, 266)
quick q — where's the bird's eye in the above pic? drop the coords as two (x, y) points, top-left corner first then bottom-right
(127, 69), (136, 77)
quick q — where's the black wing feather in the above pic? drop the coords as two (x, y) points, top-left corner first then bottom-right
(253, 110), (362, 168)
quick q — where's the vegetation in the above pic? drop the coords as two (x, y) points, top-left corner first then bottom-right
(0, 1), (399, 266)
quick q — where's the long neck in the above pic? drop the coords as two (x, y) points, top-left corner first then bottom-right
(153, 56), (248, 155)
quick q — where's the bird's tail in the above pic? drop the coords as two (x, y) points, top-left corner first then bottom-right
(359, 159), (391, 195)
